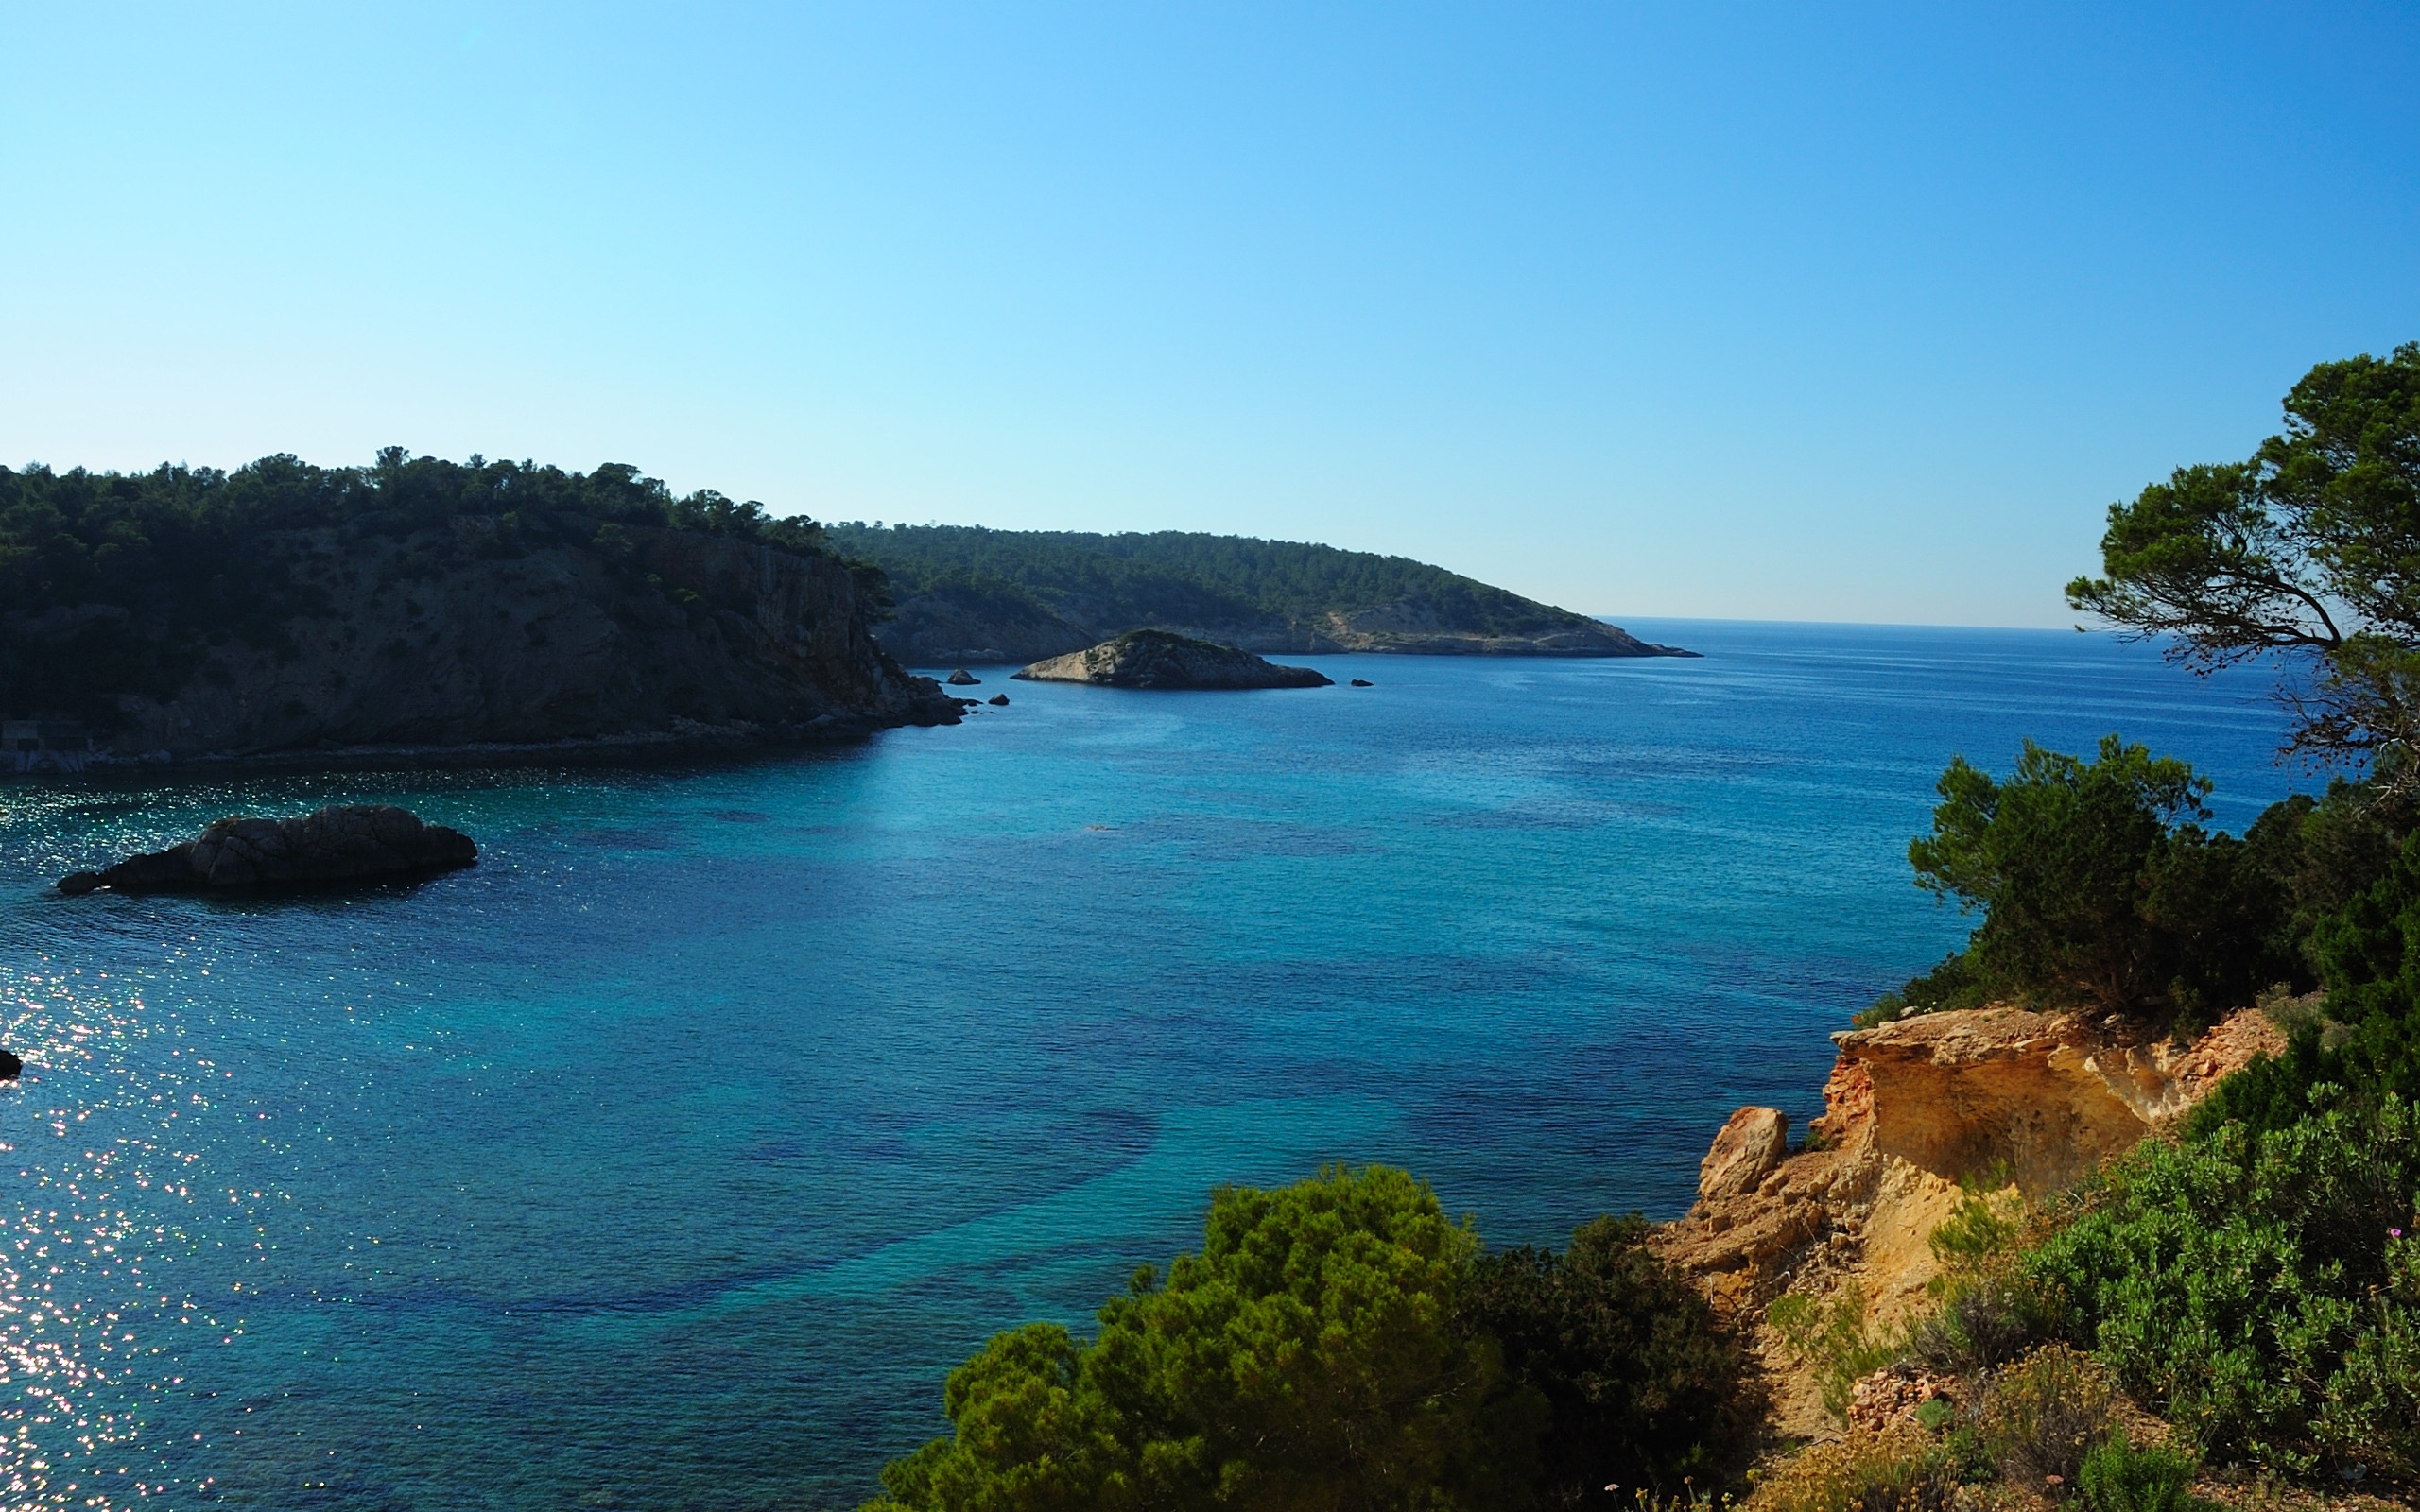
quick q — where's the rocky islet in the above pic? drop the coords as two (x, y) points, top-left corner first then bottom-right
(1012, 629), (1333, 690)
(58, 804), (478, 895)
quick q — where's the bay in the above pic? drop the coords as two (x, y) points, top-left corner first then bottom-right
(0, 621), (2306, 1508)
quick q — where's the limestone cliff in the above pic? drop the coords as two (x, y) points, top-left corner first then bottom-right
(1654, 1005), (2284, 1436)
(44, 522), (959, 766)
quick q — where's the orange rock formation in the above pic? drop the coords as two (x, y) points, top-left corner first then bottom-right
(1653, 1005), (2284, 1437)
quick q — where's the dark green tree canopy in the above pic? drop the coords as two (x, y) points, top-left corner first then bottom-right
(1878, 736), (2304, 1025)
(1461, 1214), (1759, 1504)
(2069, 342), (2420, 774)
(0, 449), (840, 717)
(870, 1164), (1530, 1512)
(868, 1170), (1756, 1512)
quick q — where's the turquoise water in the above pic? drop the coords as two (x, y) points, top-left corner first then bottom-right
(1, 622), (2303, 1509)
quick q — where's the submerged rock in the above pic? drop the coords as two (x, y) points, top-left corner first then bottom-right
(0, 1047), (20, 1079)
(1350, 678), (1374, 687)
(946, 668), (981, 686)
(59, 804), (478, 894)
(1011, 629), (1332, 690)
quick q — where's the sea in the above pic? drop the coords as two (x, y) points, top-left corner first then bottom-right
(0, 621), (2311, 1509)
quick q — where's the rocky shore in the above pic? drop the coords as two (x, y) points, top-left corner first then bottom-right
(1654, 1004), (2285, 1437)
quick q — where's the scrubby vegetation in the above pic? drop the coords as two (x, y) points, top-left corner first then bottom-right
(866, 1167), (1756, 1512)
(825, 522), (1600, 639)
(0, 449), (855, 720)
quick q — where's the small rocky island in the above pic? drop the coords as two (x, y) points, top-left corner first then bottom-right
(1012, 630), (1334, 690)
(59, 804), (477, 895)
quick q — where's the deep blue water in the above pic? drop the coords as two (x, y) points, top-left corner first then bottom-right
(0, 622), (2308, 1509)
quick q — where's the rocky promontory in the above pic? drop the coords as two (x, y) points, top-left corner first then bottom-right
(1011, 630), (1334, 690)
(59, 804), (478, 894)
(1653, 1004), (2285, 1437)
(823, 523), (1698, 664)
(1, 455), (961, 772)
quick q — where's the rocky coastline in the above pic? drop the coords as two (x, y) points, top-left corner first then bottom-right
(1654, 1003), (2285, 1438)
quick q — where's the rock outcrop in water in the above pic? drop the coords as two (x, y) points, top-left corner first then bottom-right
(1011, 630), (1334, 690)
(1653, 1004), (2285, 1436)
(58, 804), (477, 894)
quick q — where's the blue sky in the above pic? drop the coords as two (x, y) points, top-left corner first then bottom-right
(4, 4), (2415, 626)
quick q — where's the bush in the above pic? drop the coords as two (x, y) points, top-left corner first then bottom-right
(2078, 1431), (2201, 1512)
(1749, 1426), (1960, 1512)
(2026, 1098), (2420, 1477)
(1465, 1214), (1762, 1502)
(1973, 1345), (2116, 1491)
(1907, 1180), (2048, 1373)
(868, 1165), (1538, 1512)
(1768, 1292), (1904, 1423)
(1856, 953), (1991, 1028)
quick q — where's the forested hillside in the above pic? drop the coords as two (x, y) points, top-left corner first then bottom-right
(0, 451), (949, 759)
(823, 523), (1686, 662)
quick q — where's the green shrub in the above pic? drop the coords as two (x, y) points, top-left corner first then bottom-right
(1973, 1345), (2116, 1492)
(868, 1165), (1537, 1512)
(1857, 953), (1990, 1028)
(2026, 1097), (2420, 1477)
(1906, 1180), (2047, 1373)
(1749, 1426), (1960, 1512)
(1768, 1292), (1904, 1423)
(2077, 1430), (2200, 1512)
(1465, 1214), (1762, 1502)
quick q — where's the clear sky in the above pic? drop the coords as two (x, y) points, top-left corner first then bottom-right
(4, 4), (2415, 627)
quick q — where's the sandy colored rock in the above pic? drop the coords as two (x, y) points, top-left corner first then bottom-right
(1655, 1003), (2287, 1440)
(1700, 1107), (1790, 1207)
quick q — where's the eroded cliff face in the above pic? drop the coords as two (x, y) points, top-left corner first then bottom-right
(1653, 1005), (2284, 1437)
(90, 523), (959, 763)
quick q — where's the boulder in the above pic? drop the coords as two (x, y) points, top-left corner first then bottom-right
(1698, 1106), (1789, 1206)
(1350, 678), (1374, 687)
(59, 804), (478, 894)
(1011, 629), (1332, 690)
(988, 694), (1010, 706)
(0, 1047), (20, 1079)
(946, 668), (981, 686)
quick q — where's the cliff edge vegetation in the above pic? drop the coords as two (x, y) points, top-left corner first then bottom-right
(822, 522), (1693, 663)
(0, 450), (958, 766)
